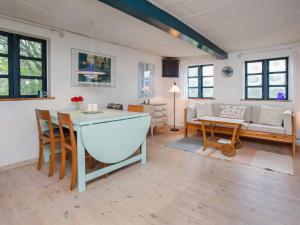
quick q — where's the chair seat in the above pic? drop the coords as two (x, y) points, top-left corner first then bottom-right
(43, 128), (69, 138)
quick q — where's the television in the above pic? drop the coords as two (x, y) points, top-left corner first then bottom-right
(162, 58), (179, 77)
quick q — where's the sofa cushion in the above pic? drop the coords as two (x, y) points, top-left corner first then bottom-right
(212, 103), (251, 122)
(220, 105), (246, 120)
(195, 102), (213, 118)
(247, 123), (285, 134)
(258, 105), (284, 127)
(252, 106), (261, 123)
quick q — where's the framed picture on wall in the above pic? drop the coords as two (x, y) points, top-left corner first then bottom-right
(138, 62), (155, 98)
(71, 48), (116, 87)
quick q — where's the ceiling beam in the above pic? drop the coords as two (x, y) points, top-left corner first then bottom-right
(98, 0), (228, 59)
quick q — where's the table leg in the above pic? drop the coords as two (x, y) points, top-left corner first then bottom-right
(76, 127), (86, 192)
(141, 138), (147, 164)
(43, 144), (50, 163)
(201, 122), (208, 151)
(235, 125), (242, 149)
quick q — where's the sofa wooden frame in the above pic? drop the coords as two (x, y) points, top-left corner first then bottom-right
(184, 109), (297, 157)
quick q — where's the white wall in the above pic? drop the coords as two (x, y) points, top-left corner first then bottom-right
(0, 18), (162, 167)
(155, 45), (300, 140)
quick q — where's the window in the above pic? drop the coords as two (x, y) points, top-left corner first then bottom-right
(0, 31), (47, 98)
(187, 64), (214, 98)
(245, 57), (288, 100)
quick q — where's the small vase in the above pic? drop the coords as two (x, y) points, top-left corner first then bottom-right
(74, 102), (81, 110)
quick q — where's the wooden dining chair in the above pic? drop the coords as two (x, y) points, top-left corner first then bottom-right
(35, 109), (60, 177)
(57, 112), (94, 190)
(127, 104), (144, 112)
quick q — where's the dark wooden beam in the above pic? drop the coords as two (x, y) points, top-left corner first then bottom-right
(98, 0), (228, 59)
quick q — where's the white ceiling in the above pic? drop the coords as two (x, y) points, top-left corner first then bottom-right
(151, 0), (300, 52)
(0, 0), (299, 58)
(0, 0), (209, 57)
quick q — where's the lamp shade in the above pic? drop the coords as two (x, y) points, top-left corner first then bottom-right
(169, 82), (181, 93)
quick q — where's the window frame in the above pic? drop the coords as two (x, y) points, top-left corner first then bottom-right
(0, 31), (47, 99)
(245, 57), (288, 100)
(187, 64), (214, 99)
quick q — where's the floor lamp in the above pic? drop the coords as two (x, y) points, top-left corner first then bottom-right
(169, 82), (181, 131)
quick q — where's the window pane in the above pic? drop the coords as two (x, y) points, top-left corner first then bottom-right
(188, 88), (198, 98)
(203, 77), (213, 87)
(247, 88), (262, 99)
(188, 78), (198, 87)
(203, 65), (213, 76)
(0, 56), (8, 75)
(188, 67), (198, 77)
(247, 62), (262, 74)
(269, 87), (286, 99)
(269, 73), (286, 85)
(269, 59), (286, 72)
(20, 59), (42, 77)
(20, 79), (42, 95)
(20, 39), (42, 58)
(0, 35), (8, 54)
(0, 78), (9, 96)
(247, 75), (262, 86)
(202, 88), (213, 98)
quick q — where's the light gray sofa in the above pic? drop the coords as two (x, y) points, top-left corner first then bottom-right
(184, 103), (296, 156)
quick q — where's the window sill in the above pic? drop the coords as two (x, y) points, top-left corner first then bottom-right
(240, 99), (291, 102)
(0, 97), (55, 102)
(189, 98), (215, 100)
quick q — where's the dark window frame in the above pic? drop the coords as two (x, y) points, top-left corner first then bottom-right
(245, 57), (289, 100)
(187, 64), (214, 99)
(0, 31), (47, 98)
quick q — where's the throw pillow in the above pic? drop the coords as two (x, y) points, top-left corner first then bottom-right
(258, 106), (284, 127)
(220, 105), (246, 120)
(195, 102), (213, 118)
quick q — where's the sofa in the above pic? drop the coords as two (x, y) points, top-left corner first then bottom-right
(184, 103), (296, 157)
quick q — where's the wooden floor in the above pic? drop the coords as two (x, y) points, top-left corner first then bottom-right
(1, 129), (300, 225)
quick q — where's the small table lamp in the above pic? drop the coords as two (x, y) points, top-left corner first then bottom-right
(169, 82), (181, 131)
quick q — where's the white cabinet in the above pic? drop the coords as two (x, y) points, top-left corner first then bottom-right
(141, 103), (167, 137)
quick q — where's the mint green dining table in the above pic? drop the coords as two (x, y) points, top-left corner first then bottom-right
(50, 109), (151, 192)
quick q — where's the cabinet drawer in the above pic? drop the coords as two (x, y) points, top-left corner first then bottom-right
(153, 105), (167, 112)
(153, 111), (167, 117)
(152, 116), (167, 124)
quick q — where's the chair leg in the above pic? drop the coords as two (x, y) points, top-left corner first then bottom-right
(102, 163), (109, 178)
(48, 142), (56, 177)
(87, 156), (94, 169)
(184, 127), (188, 137)
(59, 146), (67, 180)
(37, 138), (44, 170)
(292, 141), (296, 157)
(70, 150), (77, 190)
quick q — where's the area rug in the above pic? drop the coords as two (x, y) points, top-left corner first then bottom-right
(167, 137), (294, 175)
(166, 137), (202, 153)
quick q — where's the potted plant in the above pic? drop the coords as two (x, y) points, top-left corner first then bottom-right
(71, 96), (84, 110)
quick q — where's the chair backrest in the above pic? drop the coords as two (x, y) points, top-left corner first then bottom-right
(35, 109), (55, 139)
(57, 112), (77, 150)
(107, 103), (123, 110)
(128, 105), (144, 112)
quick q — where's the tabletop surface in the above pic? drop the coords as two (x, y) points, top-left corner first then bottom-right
(195, 116), (245, 125)
(50, 109), (149, 126)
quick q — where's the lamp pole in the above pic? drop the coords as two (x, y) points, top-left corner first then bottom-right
(170, 82), (179, 131)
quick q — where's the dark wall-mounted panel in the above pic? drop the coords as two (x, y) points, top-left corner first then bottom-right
(98, 0), (228, 59)
(162, 59), (179, 77)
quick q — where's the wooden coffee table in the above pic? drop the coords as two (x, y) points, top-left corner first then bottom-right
(196, 116), (244, 157)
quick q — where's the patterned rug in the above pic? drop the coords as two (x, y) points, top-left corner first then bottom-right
(167, 137), (294, 175)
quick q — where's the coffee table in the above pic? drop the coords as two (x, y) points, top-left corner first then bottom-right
(196, 116), (244, 157)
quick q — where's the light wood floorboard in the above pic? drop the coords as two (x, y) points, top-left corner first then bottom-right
(1, 129), (300, 225)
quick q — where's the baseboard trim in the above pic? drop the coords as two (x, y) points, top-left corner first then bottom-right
(0, 158), (37, 173)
